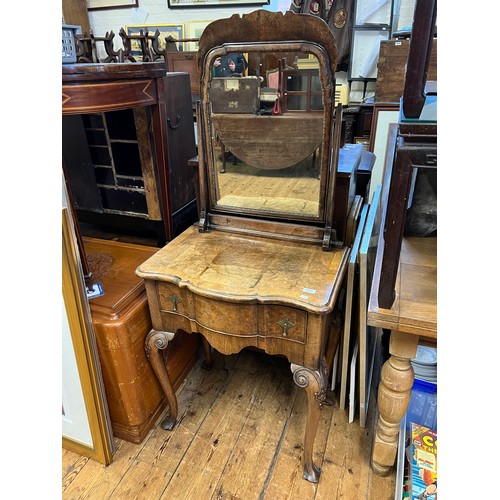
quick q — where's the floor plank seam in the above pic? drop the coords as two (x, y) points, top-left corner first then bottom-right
(210, 357), (273, 500)
(156, 352), (242, 497)
(258, 388), (300, 500)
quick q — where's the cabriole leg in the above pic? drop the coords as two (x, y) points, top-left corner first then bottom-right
(145, 329), (178, 431)
(291, 360), (328, 483)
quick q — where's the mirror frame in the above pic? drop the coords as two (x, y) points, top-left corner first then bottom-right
(196, 10), (341, 249)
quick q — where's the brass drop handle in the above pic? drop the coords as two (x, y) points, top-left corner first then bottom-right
(169, 294), (181, 312)
(277, 318), (294, 337)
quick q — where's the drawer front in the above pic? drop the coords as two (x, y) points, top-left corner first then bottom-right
(259, 305), (307, 344)
(156, 284), (307, 356)
(194, 295), (258, 336)
(157, 283), (193, 318)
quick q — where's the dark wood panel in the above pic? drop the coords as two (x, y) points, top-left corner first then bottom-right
(62, 115), (103, 211)
(163, 73), (198, 224)
(62, 79), (158, 114)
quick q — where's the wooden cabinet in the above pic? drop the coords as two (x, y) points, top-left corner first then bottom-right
(62, 63), (198, 245)
(84, 237), (200, 444)
(62, 63), (201, 444)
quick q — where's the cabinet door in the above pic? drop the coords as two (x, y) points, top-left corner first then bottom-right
(163, 73), (198, 234)
(62, 115), (103, 212)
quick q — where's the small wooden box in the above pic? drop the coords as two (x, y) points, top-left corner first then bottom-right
(210, 77), (260, 114)
(84, 237), (199, 444)
(375, 39), (437, 103)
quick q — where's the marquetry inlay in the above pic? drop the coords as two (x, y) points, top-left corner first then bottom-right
(62, 80), (156, 114)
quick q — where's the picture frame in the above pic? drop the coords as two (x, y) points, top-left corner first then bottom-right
(169, 0), (269, 8)
(126, 24), (185, 55)
(349, 28), (390, 80)
(338, 203), (369, 411)
(87, 0), (137, 11)
(358, 184), (383, 429)
(368, 104), (399, 201)
(187, 20), (213, 51)
(62, 206), (114, 464)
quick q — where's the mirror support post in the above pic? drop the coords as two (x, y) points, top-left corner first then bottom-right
(323, 103), (343, 249)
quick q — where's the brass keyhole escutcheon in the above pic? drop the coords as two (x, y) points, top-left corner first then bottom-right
(169, 294), (181, 312)
(277, 318), (294, 337)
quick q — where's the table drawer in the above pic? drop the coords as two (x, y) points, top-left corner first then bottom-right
(259, 305), (307, 343)
(157, 282), (194, 318)
(62, 79), (157, 114)
(194, 295), (258, 336)
(157, 283), (306, 345)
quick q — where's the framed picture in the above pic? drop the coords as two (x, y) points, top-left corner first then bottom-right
(87, 0), (137, 11)
(355, 0), (392, 25)
(187, 20), (213, 51)
(349, 29), (390, 80)
(126, 24), (185, 55)
(368, 104), (399, 202)
(62, 206), (114, 464)
(169, 0), (268, 8)
(358, 184), (383, 429)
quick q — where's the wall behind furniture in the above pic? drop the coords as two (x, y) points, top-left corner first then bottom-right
(87, 0), (415, 46)
(86, 0), (417, 100)
(88, 0), (278, 42)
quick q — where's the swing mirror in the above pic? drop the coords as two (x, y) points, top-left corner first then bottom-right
(197, 11), (339, 240)
(207, 49), (323, 218)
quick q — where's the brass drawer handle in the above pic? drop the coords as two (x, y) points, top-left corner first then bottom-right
(169, 294), (181, 312)
(277, 318), (294, 337)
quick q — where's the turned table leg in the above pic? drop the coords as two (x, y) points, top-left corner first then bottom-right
(372, 330), (419, 475)
(291, 360), (328, 483)
(145, 329), (178, 431)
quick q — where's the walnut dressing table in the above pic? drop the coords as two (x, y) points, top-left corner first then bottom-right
(137, 226), (348, 481)
(137, 11), (347, 483)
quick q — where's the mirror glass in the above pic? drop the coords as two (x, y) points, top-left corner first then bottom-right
(205, 47), (326, 219)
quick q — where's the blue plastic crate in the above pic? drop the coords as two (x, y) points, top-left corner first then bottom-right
(405, 377), (437, 432)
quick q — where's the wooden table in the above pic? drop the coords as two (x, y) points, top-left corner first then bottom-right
(136, 226), (348, 482)
(367, 235), (437, 475)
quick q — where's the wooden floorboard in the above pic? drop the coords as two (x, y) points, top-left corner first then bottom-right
(62, 347), (396, 500)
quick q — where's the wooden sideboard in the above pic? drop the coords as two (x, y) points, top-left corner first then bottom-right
(62, 62), (198, 245)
